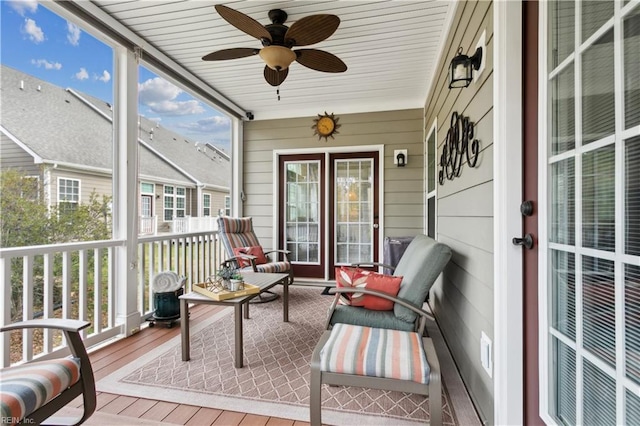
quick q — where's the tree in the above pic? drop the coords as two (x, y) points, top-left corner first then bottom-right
(1, 169), (112, 319)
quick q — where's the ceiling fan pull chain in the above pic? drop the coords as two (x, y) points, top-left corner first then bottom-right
(277, 85), (281, 101)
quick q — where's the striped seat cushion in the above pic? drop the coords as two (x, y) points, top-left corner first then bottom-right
(0, 357), (82, 422)
(253, 261), (290, 274)
(319, 323), (430, 384)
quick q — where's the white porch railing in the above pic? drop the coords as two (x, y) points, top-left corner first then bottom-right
(139, 215), (158, 235)
(172, 216), (218, 234)
(1, 230), (225, 367)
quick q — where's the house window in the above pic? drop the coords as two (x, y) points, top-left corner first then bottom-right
(164, 185), (186, 221)
(58, 178), (80, 213)
(140, 183), (154, 218)
(203, 194), (211, 216)
(224, 195), (231, 216)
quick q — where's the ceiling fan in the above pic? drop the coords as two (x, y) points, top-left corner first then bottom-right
(202, 4), (347, 87)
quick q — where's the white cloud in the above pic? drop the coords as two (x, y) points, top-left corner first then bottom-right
(22, 18), (44, 43)
(138, 77), (204, 116)
(74, 67), (89, 80)
(66, 22), (81, 46)
(31, 59), (62, 70)
(95, 70), (111, 83)
(176, 115), (231, 133)
(8, 0), (38, 16)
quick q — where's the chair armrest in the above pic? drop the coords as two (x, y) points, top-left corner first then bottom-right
(351, 262), (396, 273)
(327, 288), (434, 334)
(1, 318), (90, 333)
(264, 249), (291, 262)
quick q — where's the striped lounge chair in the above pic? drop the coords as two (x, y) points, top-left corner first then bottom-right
(0, 319), (96, 426)
(217, 216), (294, 301)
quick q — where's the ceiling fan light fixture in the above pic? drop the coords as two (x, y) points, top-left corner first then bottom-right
(259, 45), (296, 70)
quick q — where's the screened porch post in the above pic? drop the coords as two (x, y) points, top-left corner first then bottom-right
(113, 46), (141, 335)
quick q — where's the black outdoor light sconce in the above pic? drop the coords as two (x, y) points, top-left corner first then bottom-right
(394, 150), (407, 167)
(448, 46), (483, 89)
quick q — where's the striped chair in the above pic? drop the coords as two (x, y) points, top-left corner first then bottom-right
(310, 302), (442, 425)
(0, 319), (96, 426)
(217, 216), (294, 296)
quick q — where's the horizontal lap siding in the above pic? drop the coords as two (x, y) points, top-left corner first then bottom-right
(423, 1), (494, 424)
(243, 109), (424, 250)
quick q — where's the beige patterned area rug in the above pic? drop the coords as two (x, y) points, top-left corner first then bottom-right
(98, 286), (479, 425)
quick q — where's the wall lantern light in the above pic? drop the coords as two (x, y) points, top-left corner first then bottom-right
(394, 149), (407, 167)
(448, 46), (483, 89)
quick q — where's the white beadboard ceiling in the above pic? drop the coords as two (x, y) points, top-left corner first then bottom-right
(91, 0), (454, 121)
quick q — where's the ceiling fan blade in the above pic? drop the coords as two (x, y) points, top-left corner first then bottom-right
(284, 15), (340, 46)
(214, 4), (272, 42)
(295, 49), (347, 73)
(264, 65), (289, 87)
(202, 48), (259, 61)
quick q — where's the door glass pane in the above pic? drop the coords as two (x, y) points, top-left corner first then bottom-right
(625, 264), (640, 385)
(582, 29), (614, 146)
(551, 159), (575, 245)
(582, 1), (614, 42)
(624, 7), (640, 129)
(141, 196), (152, 217)
(583, 256), (615, 367)
(583, 359), (616, 425)
(549, 0), (575, 70)
(551, 67), (575, 154)
(582, 145), (615, 251)
(335, 159), (373, 264)
(627, 136), (640, 256)
(285, 161), (320, 264)
(552, 250), (576, 339)
(552, 337), (576, 425)
(626, 390), (640, 425)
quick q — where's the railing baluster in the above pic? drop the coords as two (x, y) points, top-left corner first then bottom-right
(1, 257), (11, 367)
(43, 253), (54, 353)
(62, 251), (72, 322)
(94, 248), (103, 334)
(108, 247), (115, 329)
(79, 249), (88, 339)
(22, 255), (34, 361)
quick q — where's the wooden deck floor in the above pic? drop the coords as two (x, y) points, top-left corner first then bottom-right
(77, 303), (309, 426)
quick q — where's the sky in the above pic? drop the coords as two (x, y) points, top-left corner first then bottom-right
(0, 0), (231, 152)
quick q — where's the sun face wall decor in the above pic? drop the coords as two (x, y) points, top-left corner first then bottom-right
(312, 112), (340, 141)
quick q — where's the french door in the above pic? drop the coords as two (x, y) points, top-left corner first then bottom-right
(279, 152), (379, 279)
(541, 2), (640, 424)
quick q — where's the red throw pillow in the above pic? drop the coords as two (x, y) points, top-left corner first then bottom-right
(334, 266), (370, 305)
(232, 246), (268, 267)
(361, 273), (403, 311)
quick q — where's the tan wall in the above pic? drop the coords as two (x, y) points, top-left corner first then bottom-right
(0, 134), (41, 175)
(423, 1), (494, 423)
(49, 168), (112, 205)
(243, 109), (425, 251)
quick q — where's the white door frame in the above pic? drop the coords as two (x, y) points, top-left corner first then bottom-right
(493, 1), (524, 424)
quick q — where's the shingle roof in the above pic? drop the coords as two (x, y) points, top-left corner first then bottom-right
(0, 65), (230, 190)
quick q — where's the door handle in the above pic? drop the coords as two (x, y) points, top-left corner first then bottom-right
(372, 224), (379, 229)
(512, 234), (534, 249)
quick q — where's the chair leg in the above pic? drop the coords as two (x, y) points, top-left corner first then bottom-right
(309, 365), (322, 426)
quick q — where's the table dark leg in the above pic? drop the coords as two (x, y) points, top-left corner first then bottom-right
(244, 302), (250, 319)
(180, 299), (190, 361)
(234, 304), (243, 368)
(283, 280), (289, 322)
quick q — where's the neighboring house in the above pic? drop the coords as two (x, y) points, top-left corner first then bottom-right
(0, 65), (230, 234)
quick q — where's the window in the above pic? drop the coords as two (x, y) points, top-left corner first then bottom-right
(58, 178), (80, 213)
(203, 194), (211, 216)
(224, 196), (231, 216)
(164, 185), (186, 221)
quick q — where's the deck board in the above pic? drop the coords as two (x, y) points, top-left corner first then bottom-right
(86, 304), (309, 425)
